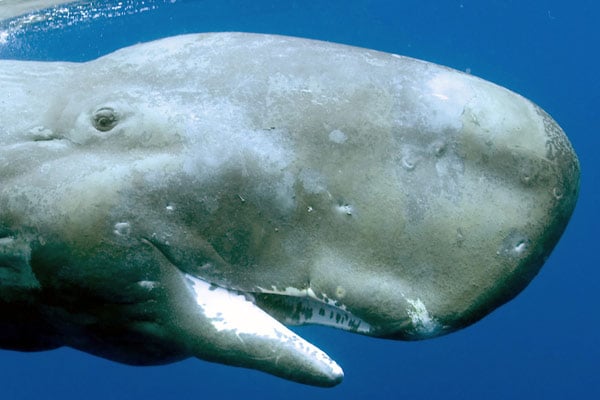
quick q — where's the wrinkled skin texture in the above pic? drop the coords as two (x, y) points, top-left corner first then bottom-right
(0, 33), (579, 386)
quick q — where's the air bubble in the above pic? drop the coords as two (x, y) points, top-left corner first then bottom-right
(114, 222), (131, 237)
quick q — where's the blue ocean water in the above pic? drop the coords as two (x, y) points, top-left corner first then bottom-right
(0, 1), (597, 399)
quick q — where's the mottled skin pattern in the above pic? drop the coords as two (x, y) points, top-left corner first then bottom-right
(0, 33), (579, 386)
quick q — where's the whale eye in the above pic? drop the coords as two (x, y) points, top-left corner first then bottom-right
(92, 107), (119, 132)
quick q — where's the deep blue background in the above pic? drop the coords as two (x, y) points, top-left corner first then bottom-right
(0, 1), (597, 398)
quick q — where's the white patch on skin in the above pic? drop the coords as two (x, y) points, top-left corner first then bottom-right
(257, 285), (346, 309)
(257, 285), (323, 302)
(406, 298), (440, 335)
(187, 276), (265, 334)
(180, 101), (297, 214)
(258, 285), (305, 297)
(425, 72), (474, 131)
(335, 204), (354, 216)
(185, 274), (343, 378)
(306, 287), (319, 300)
(113, 222), (131, 236)
(328, 129), (347, 144)
(138, 280), (159, 290)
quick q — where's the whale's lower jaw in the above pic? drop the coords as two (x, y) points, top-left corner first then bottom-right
(179, 274), (344, 387)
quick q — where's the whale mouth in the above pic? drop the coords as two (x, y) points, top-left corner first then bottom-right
(143, 234), (372, 335)
(142, 236), (345, 385)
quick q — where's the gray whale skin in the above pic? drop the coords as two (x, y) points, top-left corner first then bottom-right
(0, 33), (579, 386)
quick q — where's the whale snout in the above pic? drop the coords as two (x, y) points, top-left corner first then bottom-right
(295, 74), (580, 340)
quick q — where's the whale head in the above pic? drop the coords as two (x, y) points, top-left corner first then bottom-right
(0, 33), (579, 386)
